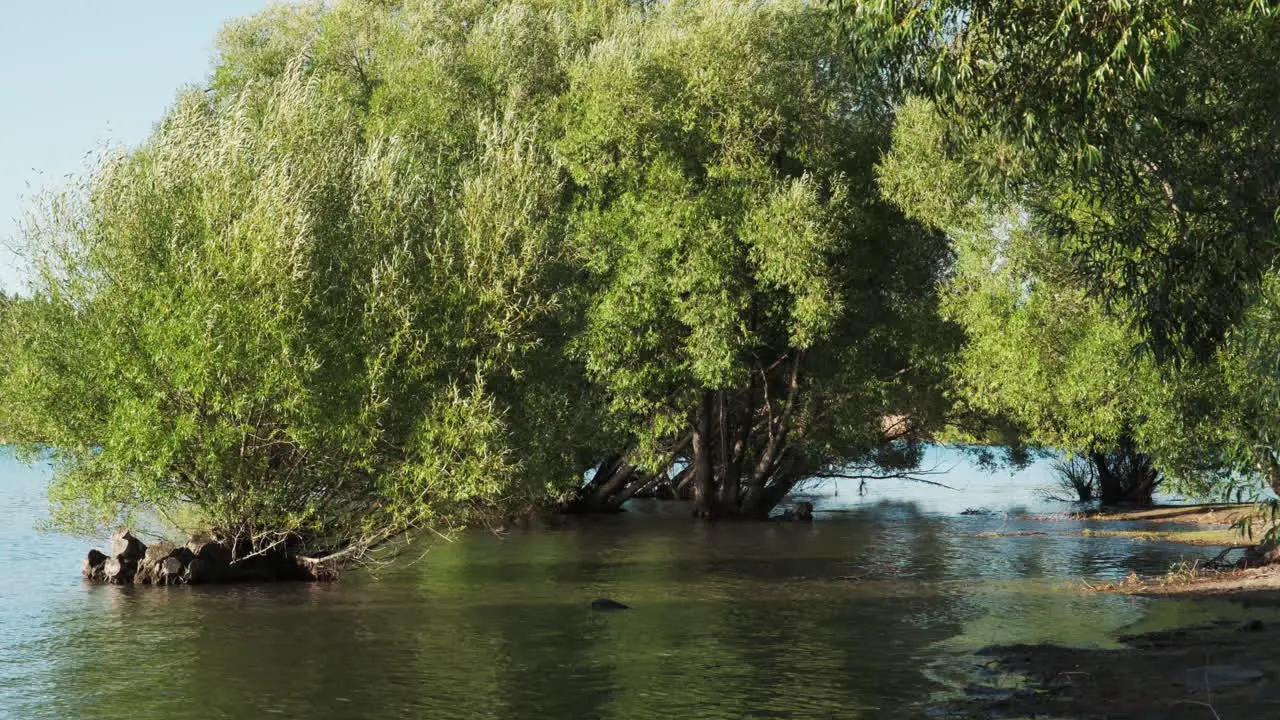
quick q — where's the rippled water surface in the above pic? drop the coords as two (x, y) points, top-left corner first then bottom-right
(0, 447), (1252, 719)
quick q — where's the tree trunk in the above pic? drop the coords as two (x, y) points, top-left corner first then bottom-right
(565, 455), (635, 513)
(1091, 441), (1159, 507)
(588, 461), (636, 508)
(692, 390), (715, 518)
(760, 474), (801, 516)
(718, 391), (742, 509)
(1090, 451), (1123, 505)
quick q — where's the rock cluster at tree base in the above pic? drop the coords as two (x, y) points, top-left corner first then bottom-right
(82, 529), (328, 585)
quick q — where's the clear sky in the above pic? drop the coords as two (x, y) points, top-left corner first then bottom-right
(0, 1), (275, 293)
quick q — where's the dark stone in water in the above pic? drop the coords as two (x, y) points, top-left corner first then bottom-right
(1236, 618), (1266, 632)
(778, 501), (815, 522)
(591, 598), (630, 611)
(1185, 664), (1265, 692)
(184, 557), (212, 585)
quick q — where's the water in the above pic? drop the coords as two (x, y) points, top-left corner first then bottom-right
(0, 447), (1255, 719)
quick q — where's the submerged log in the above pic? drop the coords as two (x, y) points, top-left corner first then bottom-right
(110, 529), (146, 562)
(158, 557), (185, 584)
(778, 501), (814, 522)
(82, 549), (108, 580)
(85, 531), (340, 585)
(102, 557), (138, 584)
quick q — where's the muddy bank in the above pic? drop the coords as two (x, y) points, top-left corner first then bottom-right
(1093, 565), (1280, 606)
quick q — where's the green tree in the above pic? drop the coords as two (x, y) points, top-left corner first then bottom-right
(3, 0), (963, 565)
(876, 98), (1245, 505)
(560, 0), (958, 517)
(834, 0), (1280, 508)
(831, 0), (1280, 362)
(4, 0), (620, 561)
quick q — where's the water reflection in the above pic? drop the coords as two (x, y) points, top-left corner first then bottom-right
(0, 446), (1249, 720)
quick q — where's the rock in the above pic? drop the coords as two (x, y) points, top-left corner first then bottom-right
(1256, 684), (1280, 703)
(793, 501), (814, 521)
(82, 549), (108, 580)
(143, 541), (177, 565)
(186, 531), (214, 554)
(1236, 618), (1266, 632)
(134, 541), (178, 584)
(1185, 664), (1265, 692)
(134, 541), (200, 585)
(109, 528), (147, 562)
(591, 598), (630, 611)
(168, 545), (195, 566)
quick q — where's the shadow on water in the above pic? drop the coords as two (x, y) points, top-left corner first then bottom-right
(0, 446), (1256, 720)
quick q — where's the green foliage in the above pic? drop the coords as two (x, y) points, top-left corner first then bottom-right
(877, 97), (1242, 498)
(1, 0), (963, 547)
(4, 0), (625, 554)
(833, 0), (1280, 362)
(559, 0), (957, 511)
(847, 2), (1280, 502)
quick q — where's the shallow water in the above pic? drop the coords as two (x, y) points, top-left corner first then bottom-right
(0, 447), (1253, 719)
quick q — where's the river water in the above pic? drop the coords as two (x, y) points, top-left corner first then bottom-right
(0, 447), (1257, 719)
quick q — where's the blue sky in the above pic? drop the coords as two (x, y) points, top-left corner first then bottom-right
(0, 1), (274, 293)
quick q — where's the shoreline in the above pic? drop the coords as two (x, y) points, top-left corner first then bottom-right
(954, 502), (1280, 718)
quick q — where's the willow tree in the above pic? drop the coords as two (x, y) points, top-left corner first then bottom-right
(559, 0), (957, 517)
(3, 0), (624, 561)
(830, 0), (1280, 509)
(833, 0), (1280, 363)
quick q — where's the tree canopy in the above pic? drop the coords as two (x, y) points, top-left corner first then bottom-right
(12, 0), (1280, 559)
(833, 0), (1280, 363)
(0, 0), (959, 558)
(839, 0), (1280, 511)
(4, 0), (628, 557)
(559, 0), (956, 517)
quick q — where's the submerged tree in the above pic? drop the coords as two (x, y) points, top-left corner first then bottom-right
(0, 0), (964, 566)
(560, 1), (957, 517)
(875, 97), (1225, 506)
(835, 0), (1280, 507)
(3, 0), (628, 562)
